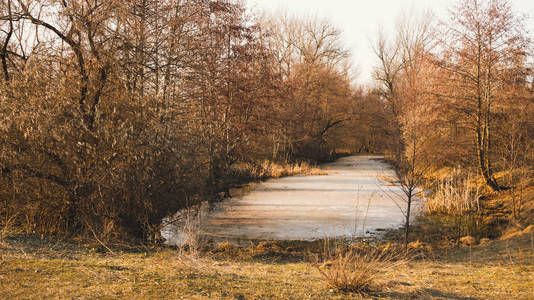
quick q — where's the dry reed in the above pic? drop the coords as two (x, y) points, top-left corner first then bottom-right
(424, 174), (481, 215)
(235, 160), (328, 180)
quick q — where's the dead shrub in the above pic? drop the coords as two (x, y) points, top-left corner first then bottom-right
(179, 212), (208, 254)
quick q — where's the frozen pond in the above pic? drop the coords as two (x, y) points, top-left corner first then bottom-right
(164, 156), (412, 244)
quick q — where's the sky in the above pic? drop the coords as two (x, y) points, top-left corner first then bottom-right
(246, 0), (534, 85)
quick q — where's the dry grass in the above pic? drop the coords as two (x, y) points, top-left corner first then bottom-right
(424, 174), (481, 215)
(234, 160), (329, 181)
(0, 233), (533, 299)
(260, 160), (329, 178)
(176, 211), (207, 253)
(315, 243), (406, 293)
(379, 176), (398, 186)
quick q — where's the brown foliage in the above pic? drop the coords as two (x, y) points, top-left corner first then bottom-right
(375, 0), (534, 191)
(0, 1), (360, 242)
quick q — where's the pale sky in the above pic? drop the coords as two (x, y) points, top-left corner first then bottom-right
(246, 0), (534, 85)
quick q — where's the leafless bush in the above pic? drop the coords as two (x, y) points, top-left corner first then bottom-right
(0, 0), (266, 242)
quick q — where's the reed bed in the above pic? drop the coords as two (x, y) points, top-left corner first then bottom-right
(424, 174), (481, 215)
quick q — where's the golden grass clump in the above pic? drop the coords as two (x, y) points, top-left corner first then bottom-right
(315, 242), (405, 293)
(232, 160), (328, 180)
(261, 161), (328, 178)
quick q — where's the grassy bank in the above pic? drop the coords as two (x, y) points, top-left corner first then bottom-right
(1, 231), (533, 299)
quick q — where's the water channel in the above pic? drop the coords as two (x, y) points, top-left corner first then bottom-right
(163, 156), (411, 245)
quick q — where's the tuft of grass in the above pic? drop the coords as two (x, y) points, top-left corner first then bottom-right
(314, 241), (406, 293)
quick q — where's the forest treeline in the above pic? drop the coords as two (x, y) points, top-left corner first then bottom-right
(0, 0), (532, 243)
(374, 0), (534, 242)
(0, 0), (390, 241)
(375, 0), (533, 189)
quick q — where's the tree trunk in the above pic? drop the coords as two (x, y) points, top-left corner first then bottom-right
(404, 192), (412, 250)
(476, 120), (504, 192)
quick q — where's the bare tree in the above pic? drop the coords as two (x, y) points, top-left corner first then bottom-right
(435, 0), (531, 191)
(374, 10), (436, 247)
(262, 15), (354, 161)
